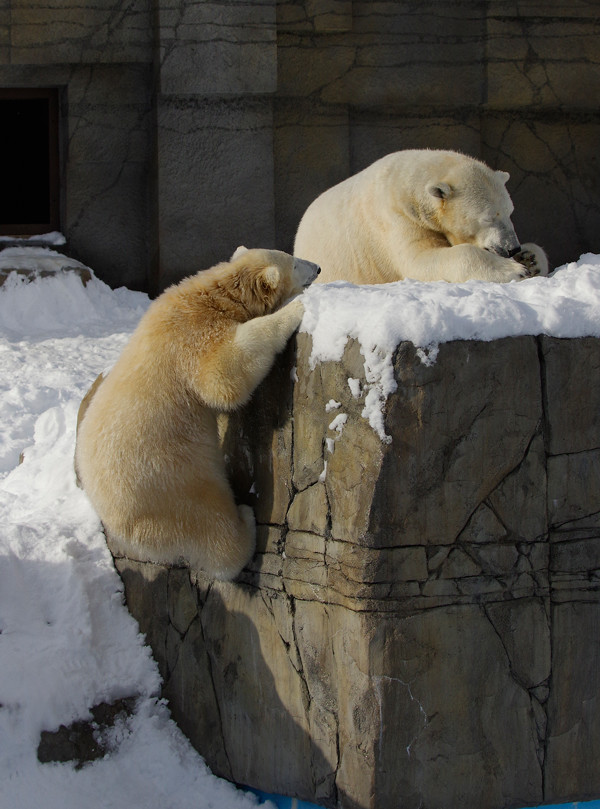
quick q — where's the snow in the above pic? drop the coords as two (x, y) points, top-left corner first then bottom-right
(0, 245), (87, 276)
(0, 231), (66, 246)
(300, 253), (600, 439)
(328, 413), (348, 433)
(1, 246), (600, 807)
(347, 378), (362, 398)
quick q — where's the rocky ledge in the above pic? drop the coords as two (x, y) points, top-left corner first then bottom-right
(112, 332), (600, 809)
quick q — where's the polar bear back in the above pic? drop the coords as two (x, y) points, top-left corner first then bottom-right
(75, 248), (320, 580)
(293, 149), (544, 285)
(294, 154), (408, 284)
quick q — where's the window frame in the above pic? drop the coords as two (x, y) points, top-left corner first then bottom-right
(0, 87), (60, 236)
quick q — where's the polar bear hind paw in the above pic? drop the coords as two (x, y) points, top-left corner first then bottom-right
(513, 249), (539, 277)
(238, 504), (257, 544)
(187, 505), (257, 582)
(513, 243), (549, 278)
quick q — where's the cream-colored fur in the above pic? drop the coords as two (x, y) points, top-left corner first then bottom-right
(75, 248), (320, 581)
(294, 149), (548, 285)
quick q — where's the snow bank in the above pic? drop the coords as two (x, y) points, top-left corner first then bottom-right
(0, 257), (264, 809)
(0, 264), (148, 341)
(0, 231), (66, 246)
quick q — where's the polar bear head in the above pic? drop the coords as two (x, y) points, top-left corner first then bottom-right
(414, 153), (521, 259)
(226, 247), (320, 315)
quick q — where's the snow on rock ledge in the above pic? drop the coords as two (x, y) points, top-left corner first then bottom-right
(0, 245), (93, 286)
(300, 253), (600, 440)
(112, 257), (600, 809)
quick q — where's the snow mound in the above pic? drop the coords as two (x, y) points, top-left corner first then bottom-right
(0, 251), (149, 340)
(0, 231), (66, 246)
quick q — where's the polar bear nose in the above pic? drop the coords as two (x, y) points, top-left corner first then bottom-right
(494, 244), (520, 259)
(294, 257), (321, 284)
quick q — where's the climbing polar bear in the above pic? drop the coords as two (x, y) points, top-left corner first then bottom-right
(75, 248), (320, 581)
(294, 149), (548, 284)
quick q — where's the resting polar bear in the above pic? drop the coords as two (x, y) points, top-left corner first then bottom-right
(294, 149), (548, 284)
(75, 248), (320, 581)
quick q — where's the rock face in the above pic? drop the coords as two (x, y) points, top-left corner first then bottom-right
(112, 333), (600, 809)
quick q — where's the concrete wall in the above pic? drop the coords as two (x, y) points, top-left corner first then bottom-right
(1, 1), (599, 291)
(0, 0), (154, 289)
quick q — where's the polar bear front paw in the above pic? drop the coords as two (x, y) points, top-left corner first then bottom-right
(284, 296), (305, 317)
(277, 296), (305, 332)
(513, 243), (549, 278)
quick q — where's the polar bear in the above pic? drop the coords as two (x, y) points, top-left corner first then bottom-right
(294, 149), (548, 285)
(75, 248), (320, 581)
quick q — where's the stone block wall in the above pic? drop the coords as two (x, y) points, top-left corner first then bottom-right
(0, 0), (155, 289)
(273, 0), (600, 270)
(1, 1), (599, 290)
(152, 0), (279, 289)
(113, 332), (600, 809)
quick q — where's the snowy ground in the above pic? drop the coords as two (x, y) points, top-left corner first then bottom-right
(0, 259), (263, 809)
(2, 247), (600, 808)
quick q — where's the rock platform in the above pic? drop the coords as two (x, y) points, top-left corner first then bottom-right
(113, 332), (600, 809)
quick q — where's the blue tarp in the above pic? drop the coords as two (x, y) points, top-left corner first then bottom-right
(247, 788), (320, 808)
(247, 789), (600, 809)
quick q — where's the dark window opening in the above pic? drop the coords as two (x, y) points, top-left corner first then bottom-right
(0, 88), (60, 236)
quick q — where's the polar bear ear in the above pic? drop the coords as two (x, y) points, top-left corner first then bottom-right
(427, 182), (453, 200)
(231, 245), (249, 260)
(260, 265), (281, 291)
(496, 170), (510, 185)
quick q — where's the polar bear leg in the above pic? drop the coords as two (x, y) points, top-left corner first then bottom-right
(199, 298), (305, 410)
(111, 479), (256, 581)
(231, 297), (304, 387)
(184, 487), (257, 582)
(414, 244), (529, 283)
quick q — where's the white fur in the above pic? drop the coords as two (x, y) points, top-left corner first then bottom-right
(294, 149), (548, 284)
(75, 248), (319, 581)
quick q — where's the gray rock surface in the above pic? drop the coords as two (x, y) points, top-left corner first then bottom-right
(111, 333), (600, 809)
(37, 698), (136, 768)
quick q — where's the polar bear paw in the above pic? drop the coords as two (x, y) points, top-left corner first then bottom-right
(514, 250), (539, 277)
(283, 296), (304, 317)
(275, 296), (305, 333)
(513, 243), (549, 278)
(238, 504), (257, 544)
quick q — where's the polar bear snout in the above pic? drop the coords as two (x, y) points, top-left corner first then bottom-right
(486, 243), (522, 259)
(293, 257), (321, 287)
(479, 224), (520, 259)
